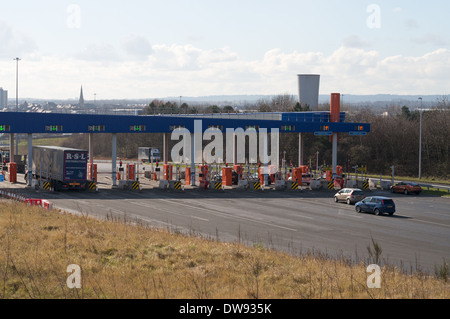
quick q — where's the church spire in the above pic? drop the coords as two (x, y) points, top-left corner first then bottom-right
(79, 85), (85, 107)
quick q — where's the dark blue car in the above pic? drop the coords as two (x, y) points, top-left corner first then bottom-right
(355, 196), (396, 216)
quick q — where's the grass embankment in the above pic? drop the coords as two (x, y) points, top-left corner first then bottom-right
(0, 201), (449, 299)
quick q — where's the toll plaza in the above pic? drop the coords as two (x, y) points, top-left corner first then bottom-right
(0, 93), (370, 192)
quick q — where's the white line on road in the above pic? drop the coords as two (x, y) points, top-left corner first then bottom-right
(157, 199), (298, 232)
(128, 200), (210, 222)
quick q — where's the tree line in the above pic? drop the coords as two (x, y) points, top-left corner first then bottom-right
(61, 96), (450, 179)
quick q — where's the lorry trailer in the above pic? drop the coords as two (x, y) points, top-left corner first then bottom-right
(138, 147), (161, 163)
(32, 146), (88, 191)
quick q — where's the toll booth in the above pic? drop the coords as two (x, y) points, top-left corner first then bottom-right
(7, 162), (17, 183)
(337, 165), (343, 177)
(127, 163), (136, 180)
(324, 165), (343, 182)
(185, 167), (191, 185)
(199, 165), (209, 181)
(233, 165), (243, 180)
(163, 164), (172, 181)
(269, 165), (278, 183)
(299, 165), (310, 174)
(292, 168), (301, 183)
(258, 167), (264, 185)
(88, 163), (97, 181)
(222, 167), (233, 186)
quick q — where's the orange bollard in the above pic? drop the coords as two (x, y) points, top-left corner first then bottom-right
(7, 163), (17, 183)
(185, 167), (191, 185)
(127, 164), (136, 180)
(163, 164), (172, 181)
(88, 163), (97, 181)
(222, 167), (233, 186)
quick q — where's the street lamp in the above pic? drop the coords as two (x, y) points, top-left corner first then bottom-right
(14, 57), (21, 156)
(418, 97), (423, 180)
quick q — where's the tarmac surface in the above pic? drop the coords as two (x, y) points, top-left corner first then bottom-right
(1, 165), (449, 274)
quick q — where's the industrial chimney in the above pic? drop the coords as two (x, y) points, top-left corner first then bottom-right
(297, 74), (320, 111)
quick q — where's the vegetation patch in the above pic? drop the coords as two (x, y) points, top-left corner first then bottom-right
(0, 201), (449, 299)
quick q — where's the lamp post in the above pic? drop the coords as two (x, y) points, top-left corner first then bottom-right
(14, 57), (21, 156)
(418, 97), (423, 180)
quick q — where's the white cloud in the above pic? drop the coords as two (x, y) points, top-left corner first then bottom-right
(75, 43), (121, 62)
(405, 19), (419, 29)
(412, 33), (449, 46)
(0, 20), (38, 58)
(1, 44), (449, 99)
(122, 35), (153, 60)
(342, 35), (370, 49)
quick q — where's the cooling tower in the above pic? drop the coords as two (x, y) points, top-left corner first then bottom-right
(297, 74), (320, 111)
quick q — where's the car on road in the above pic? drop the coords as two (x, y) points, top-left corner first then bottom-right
(390, 182), (422, 195)
(355, 196), (396, 216)
(334, 188), (365, 205)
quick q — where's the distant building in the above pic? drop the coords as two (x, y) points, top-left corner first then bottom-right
(79, 85), (85, 108)
(0, 88), (7, 108)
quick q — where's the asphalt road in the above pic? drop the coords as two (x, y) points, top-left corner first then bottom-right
(2, 159), (450, 274)
(3, 171), (449, 275)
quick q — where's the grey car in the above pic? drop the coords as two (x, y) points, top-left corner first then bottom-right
(334, 188), (365, 205)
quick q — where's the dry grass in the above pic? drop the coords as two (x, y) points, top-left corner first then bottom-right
(0, 200), (449, 299)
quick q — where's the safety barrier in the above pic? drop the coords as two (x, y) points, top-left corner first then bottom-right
(0, 189), (53, 211)
(290, 181), (299, 190)
(87, 181), (97, 191)
(131, 181), (140, 191)
(253, 181), (262, 191)
(26, 198), (42, 207)
(170, 181), (182, 190)
(212, 181), (223, 190)
(42, 200), (53, 210)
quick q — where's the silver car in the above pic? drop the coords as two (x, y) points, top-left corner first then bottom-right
(334, 188), (365, 205)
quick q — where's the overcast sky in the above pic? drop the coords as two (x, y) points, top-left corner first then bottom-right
(0, 0), (449, 100)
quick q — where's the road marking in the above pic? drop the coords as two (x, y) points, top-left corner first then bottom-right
(409, 218), (450, 228)
(157, 199), (298, 232)
(337, 209), (363, 219)
(200, 199), (315, 221)
(128, 200), (210, 222)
